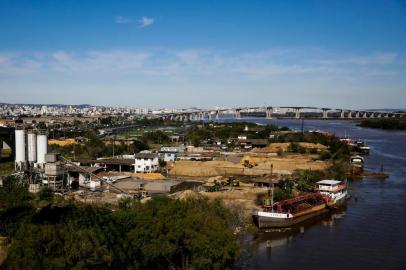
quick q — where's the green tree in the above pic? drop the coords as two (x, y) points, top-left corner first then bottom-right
(0, 176), (32, 209)
(84, 131), (105, 158)
(2, 197), (238, 270)
(37, 187), (54, 203)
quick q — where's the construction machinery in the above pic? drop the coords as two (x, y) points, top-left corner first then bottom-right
(225, 176), (240, 187)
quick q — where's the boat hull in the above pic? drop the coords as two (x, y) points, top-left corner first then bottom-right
(254, 204), (328, 228)
(328, 193), (350, 208)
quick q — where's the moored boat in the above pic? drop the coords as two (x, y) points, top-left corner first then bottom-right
(350, 155), (364, 175)
(253, 193), (328, 228)
(340, 138), (370, 155)
(355, 140), (370, 155)
(358, 146), (370, 155)
(315, 179), (349, 207)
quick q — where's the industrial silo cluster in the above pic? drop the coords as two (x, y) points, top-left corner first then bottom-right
(14, 127), (69, 191)
(14, 128), (48, 171)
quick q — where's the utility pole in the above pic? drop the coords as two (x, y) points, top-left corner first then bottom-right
(270, 163), (274, 212)
(112, 136), (115, 158)
(267, 163), (274, 211)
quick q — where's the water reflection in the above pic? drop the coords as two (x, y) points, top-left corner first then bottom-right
(254, 207), (347, 251)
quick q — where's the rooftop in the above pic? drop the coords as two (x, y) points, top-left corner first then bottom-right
(67, 166), (105, 173)
(134, 153), (158, 159)
(316, 180), (342, 185)
(77, 158), (135, 166)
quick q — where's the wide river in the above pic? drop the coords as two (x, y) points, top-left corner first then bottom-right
(221, 119), (406, 270)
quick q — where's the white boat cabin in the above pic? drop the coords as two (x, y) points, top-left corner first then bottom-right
(316, 179), (347, 202)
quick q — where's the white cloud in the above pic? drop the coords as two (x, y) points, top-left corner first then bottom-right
(52, 51), (71, 62)
(0, 55), (9, 64)
(314, 52), (397, 66)
(0, 49), (401, 80)
(115, 16), (132, 24)
(138, 16), (155, 28)
(0, 48), (404, 108)
(176, 50), (201, 63)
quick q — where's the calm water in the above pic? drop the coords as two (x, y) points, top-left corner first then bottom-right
(222, 119), (406, 270)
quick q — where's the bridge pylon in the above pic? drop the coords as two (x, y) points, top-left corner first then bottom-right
(235, 109), (241, 119)
(294, 108), (301, 119)
(266, 107), (273, 119)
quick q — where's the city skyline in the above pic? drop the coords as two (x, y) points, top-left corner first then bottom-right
(1, 0), (405, 108)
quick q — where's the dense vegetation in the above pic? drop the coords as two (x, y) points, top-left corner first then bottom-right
(273, 165), (348, 202)
(132, 118), (184, 127)
(49, 130), (174, 159)
(358, 119), (406, 130)
(0, 176), (238, 269)
(186, 122), (289, 146)
(48, 119), (182, 159)
(141, 130), (171, 145)
(271, 132), (351, 161)
(49, 131), (149, 159)
(270, 132), (351, 200)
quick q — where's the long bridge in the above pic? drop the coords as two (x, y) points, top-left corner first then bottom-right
(157, 106), (406, 121)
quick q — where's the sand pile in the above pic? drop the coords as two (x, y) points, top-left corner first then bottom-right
(251, 143), (290, 153)
(242, 155), (329, 175)
(135, 173), (166, 180)
(172, 190), (201, 201)
(48, 138), (77, 146)
(207, 176), (223, 183)
(169, 160), (244, 177)
(251, 142), (327, 153)
(169, 155), (329, 177)
(299, 143), (328, 150)
(110, 172), (166, 180)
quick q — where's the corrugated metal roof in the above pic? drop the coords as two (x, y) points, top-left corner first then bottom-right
(77, 158), (135, 165)
(133, 153), (158, 159)
(67, 166), (105, 173)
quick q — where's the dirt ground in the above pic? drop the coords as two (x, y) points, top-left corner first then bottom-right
(204, 188), (264, 206)
(206, 188), (268, 221)
(251, 142), (327, 153)
(169, 154), (329, 177)
(48, 138), (77, 146)
(170, 187), (268, 221)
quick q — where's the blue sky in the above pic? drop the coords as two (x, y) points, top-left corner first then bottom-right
(0, 0), (405, 108)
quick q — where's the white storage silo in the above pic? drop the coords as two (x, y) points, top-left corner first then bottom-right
(27, 131), (37, 163)
(37, 133), (48, 165)
(15, 129), (26, 170)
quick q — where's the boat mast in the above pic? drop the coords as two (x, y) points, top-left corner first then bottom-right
(270, 163), (274, 212)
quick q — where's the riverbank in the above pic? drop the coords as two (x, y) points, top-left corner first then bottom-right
(227, 118), (406, 270)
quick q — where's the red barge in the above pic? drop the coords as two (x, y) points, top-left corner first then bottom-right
(253, 193), (328, 228)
